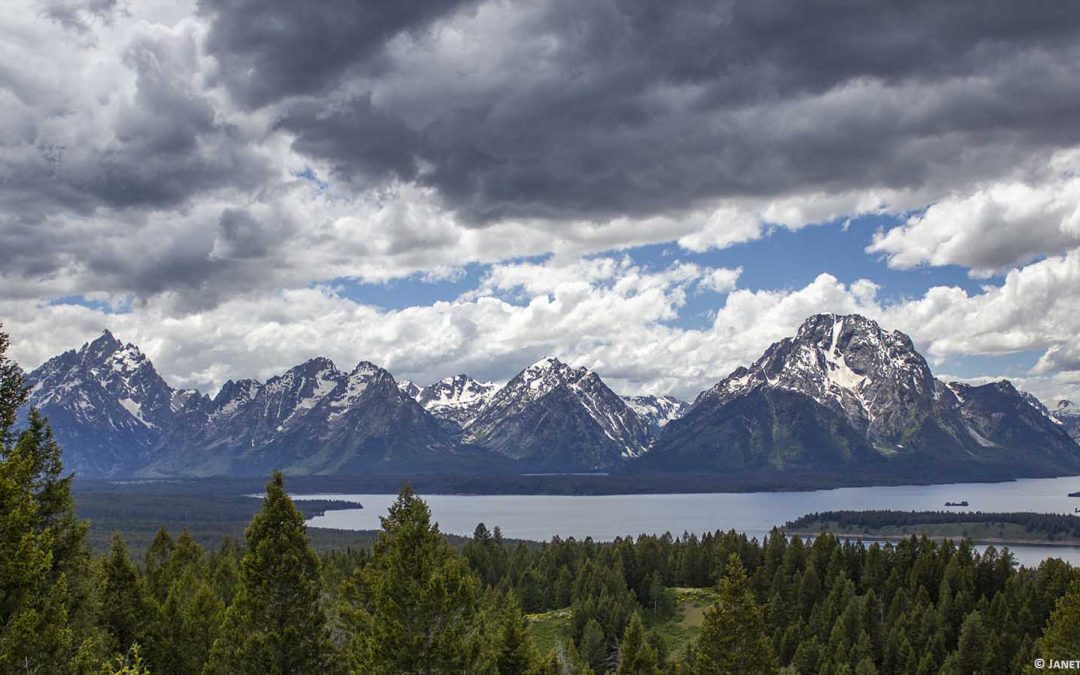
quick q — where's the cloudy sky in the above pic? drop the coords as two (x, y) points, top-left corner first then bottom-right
(4, 0), (1080, 401)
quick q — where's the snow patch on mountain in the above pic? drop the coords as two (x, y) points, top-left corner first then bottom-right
(417, 375), (500, 428)
(623, 395), (690, 430)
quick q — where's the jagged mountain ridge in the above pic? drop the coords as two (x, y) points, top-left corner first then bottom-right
(147, 358), (458, 476)
(23, 337), (668, 477)
(24, 331), (184, 476)
(20, 316), (1080, 480)
(417, 375), (500, 428)
(1051, 400), (1080, 442)
(645, 314), (1080, 477)
(623, 395), (690, 432)
(463, 357), (656, 469)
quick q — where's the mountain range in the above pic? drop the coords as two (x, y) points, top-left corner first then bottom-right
(19, 314), (1080, 482)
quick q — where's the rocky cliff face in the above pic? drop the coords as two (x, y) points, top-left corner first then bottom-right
(25, 331), (181, 477)
(417, 375), (500, 428)
(623, 395), (690, 432)
(464, 357), (655, 469)
(646, 314), (1080, 476)
(145, 359), (456, 476)
(1052, 400), (1080, 442)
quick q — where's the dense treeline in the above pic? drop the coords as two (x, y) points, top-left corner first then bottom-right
(70, 490), (375, 554)
(788, 510), (1080, 540)
(5, 326), (1080, 673)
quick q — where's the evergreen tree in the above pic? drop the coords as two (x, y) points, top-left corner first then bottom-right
(143, 527), (174, 602)
(616, 612), (660, 675)
(0, 329), (93, 671)
(692, 553), (778, 674)
(0, 441), (72, 672)
(344, 484), (480, 674)
(0, 327), (26, 449)
(1036, 577), (1080, 671)
(98, 644), (151, 675)
(205, 472), (335, 674)
(956, 610), (987, 675)
(578, 618), (608, 674)
(154, 575), (223, 675)
(494, 592), (534, 675)
(99, 533), (156, 660)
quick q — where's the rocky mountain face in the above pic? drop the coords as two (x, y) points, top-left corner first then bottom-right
(24, 331), (183, 477)
(623, 395), (690, 432)
(397, 380), (421, 399)
(417, 375), (500, 428)
(646, 314), (1080, 477)
(20, 317), (1080, 481)
(25, 334), (458, 477)
(1051, 400), (1080, 442)
(463, 357), (655, 470)
(147, 358), (458, 477)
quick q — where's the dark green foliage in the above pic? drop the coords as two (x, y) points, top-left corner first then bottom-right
(789, 509), (1080, 540)
(99, 533), (157, 659)
(343, 484), (480, 674)
(0, 327), (26, 449)
(151, 532), (223, 674)
(579, 618), (608, 674)
(1036, 577), (1080, 671)
(692, 553), (778, 674)
(204, 472), (336, 674)
(0, 329), (95, 672)
(616, 612), (660, 674)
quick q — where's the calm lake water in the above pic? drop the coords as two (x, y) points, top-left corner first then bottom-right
(297, 475), (1080, 567)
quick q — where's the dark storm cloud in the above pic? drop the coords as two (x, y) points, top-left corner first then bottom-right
(198, 0), (476, 108)
(201, 0), (1080, 222)
(42, 0), (120, 33)
(0, 28), (271, 224)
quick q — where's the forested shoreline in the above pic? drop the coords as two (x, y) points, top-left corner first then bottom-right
(788, 511), (1080, 545)
(6, 331), (1080, 673)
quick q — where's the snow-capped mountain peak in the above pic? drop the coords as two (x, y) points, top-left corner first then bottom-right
(397, 379), (421, 399)
(623, 395), (690, 430)
(417, 374), (499, 428)
(701, 314), (936, 438)
(1054, 399), (1080, 442)
(465, 357), (654, 465)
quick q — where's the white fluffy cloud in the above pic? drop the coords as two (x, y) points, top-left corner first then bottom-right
(2, 256), (872, 399)
(868, 150), (1080, 276)
(7, 249), (1080, 403)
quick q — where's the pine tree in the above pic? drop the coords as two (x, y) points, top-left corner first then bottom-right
(98, 644), (151, 675)
(616, 612), (660, 674)
(956, 610), (987, 675)
(1036, 578), (1080, 671)
(152, 533), (220, 675)
(692, 553), (778, 674)
(156, 577), (223, 675)
(578, 618), (607, 674)
(495, 591), (534, 675)
(344, 484), (481, 674)
(0, 328), (93, 671)
(143, 527), (175, 602)
(0, 442), (71, 672)
(99, 533), (157, 659)
(0, 327), (26, 449)
(205, 472), (336, 674)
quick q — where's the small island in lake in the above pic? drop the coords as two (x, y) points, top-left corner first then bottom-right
(945, 500), (969, 507)
(786, 510), (1080, 546)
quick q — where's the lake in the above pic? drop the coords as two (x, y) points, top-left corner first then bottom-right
(297, 474), (1080, 567)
